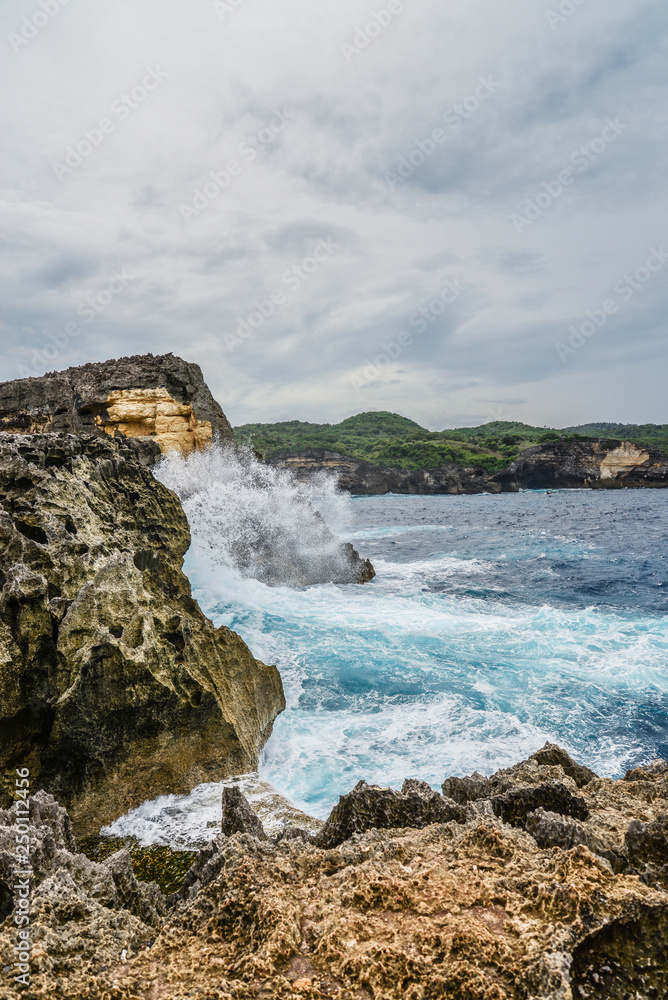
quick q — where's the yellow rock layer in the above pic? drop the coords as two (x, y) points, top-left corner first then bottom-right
(599, 442), (650, 479)
(95, 388), (213, 455)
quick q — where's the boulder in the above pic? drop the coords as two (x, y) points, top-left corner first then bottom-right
(314, 778), (465, 849)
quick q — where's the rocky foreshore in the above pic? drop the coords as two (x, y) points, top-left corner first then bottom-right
(267, 440), (668, 495)
(2, 745), (667, 999)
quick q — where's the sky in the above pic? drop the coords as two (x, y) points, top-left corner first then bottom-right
(1, 0), (666, 430)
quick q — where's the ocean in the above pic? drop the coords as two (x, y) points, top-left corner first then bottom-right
(104, 453), (668, 847)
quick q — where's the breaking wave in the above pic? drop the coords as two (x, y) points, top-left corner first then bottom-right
(154, 445), (365, 587)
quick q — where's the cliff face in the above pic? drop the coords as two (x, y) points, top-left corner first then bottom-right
(0, 432), (285, 835)
(498, 439), (668, 490)
(3, 747), (668, 999)
(267, 440), (668, 494)
(0, 354), (233, 458)
(267, 449), (507, 495)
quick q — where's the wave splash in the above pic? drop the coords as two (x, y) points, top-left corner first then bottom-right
(155, 445), (372, 587)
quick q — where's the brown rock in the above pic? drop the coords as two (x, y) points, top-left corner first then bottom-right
(0, 353), (233, 458)
(4, 749), (668, 998)
(0, 432), (284, 834)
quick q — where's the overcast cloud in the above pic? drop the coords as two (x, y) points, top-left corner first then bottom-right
(1, 0), (666, 429)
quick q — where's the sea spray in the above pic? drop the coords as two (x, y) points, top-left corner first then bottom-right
(155, 445), (373, 587)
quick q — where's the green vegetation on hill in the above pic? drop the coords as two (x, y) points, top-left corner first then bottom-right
(563, 423), (668, 453)
(234, 412), (668, 473)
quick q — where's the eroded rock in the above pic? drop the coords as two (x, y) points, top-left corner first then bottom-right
(314, 778), (466, 849)
(221, 786), (268, 841)
(0, 353), (233, 458)
(3, 749), (668, 998)
(0, 433), (285, 834)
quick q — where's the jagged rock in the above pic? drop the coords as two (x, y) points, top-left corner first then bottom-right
(0, 353), (234, 459)
(314, 778), (465, 849)
(0, 794), (166, 926)
(441, 770), (495, 805)
(221, 786), (267, 841)
(490, 780), (589, 826)
(4, 751), (668, 998)
(530, 742), (597, 787)
(115, 802), (668, 1000)
(625, 814), (668, 886)
(524, 807), (599, 852)
(624, 758), (668, 783)
(0, 433), (285, 834)
(497, 438), (668, 490)
(442, 742), (595, 805)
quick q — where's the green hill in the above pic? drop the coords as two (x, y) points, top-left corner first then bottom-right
(234, 413), (668, 473)
(563, 423), (668, 452)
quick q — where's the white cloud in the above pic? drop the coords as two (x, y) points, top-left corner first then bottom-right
(1, 0), (666, 428)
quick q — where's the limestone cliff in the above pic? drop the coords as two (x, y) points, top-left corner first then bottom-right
(492, 439), (668, 491)
(0, 353), (233, 458)
(267, 449), (507, 495)
(0, 432), (285, 835)
(267, 440), (668, 495)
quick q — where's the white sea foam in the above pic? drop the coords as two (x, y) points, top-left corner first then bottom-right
(121, 466), (668, 844)
(155, 445), (355, 586)
(102, 772), (321, 849)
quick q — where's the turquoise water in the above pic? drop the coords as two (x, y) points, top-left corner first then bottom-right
(188, 489), (668, 820)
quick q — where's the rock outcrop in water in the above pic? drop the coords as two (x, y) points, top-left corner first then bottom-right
(0, 431), (285, 835)
(4, 745), (668, 999)
(156, 446), (376, 587)
(0, 353), (233, 458)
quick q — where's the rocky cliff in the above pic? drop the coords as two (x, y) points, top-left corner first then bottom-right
(0, 354), (233, 459)
(498, 439), (668, 490)
(0, 432), (285, 835)
(267, 450), (507, 495)
(2, 745), (668, 999)
(267, 440), (668, 495)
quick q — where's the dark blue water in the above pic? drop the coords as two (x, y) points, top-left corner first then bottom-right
(189, 489), (668, 819)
